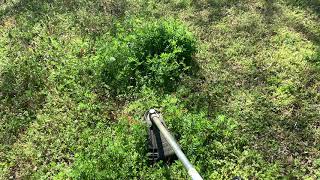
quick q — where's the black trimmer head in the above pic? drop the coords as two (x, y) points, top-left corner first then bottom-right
(144, 109), (203, 180)
(144, 110), (177, 163)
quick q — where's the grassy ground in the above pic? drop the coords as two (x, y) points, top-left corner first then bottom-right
(0, 0), (319, 179)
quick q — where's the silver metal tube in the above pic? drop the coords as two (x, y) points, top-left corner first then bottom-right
(150, 113), (203, 180)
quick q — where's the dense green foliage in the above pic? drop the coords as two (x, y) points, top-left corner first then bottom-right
(1, 0), (319, 179)
(99, 19), (197, 94)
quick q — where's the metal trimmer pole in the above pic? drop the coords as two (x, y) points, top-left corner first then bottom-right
(148, 109), (203, 180)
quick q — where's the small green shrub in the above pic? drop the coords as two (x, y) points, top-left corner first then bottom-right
(98, 19), (197, 94)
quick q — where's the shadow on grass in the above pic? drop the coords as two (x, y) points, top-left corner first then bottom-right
(191, 0), (246, 27)
(291, 22), (320, 45)
(0, 61), (46, 154)
(0, 0), (126, 37)
(284, 0), (320, 17)
(259, 0), (282, 25)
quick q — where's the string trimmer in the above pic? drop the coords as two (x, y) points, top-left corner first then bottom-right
(144, 109), (203, 180)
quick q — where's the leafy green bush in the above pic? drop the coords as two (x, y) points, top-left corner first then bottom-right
(98, 19), (197, 94)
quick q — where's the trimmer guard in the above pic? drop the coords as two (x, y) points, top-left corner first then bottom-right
(144, 110), (176, 163)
